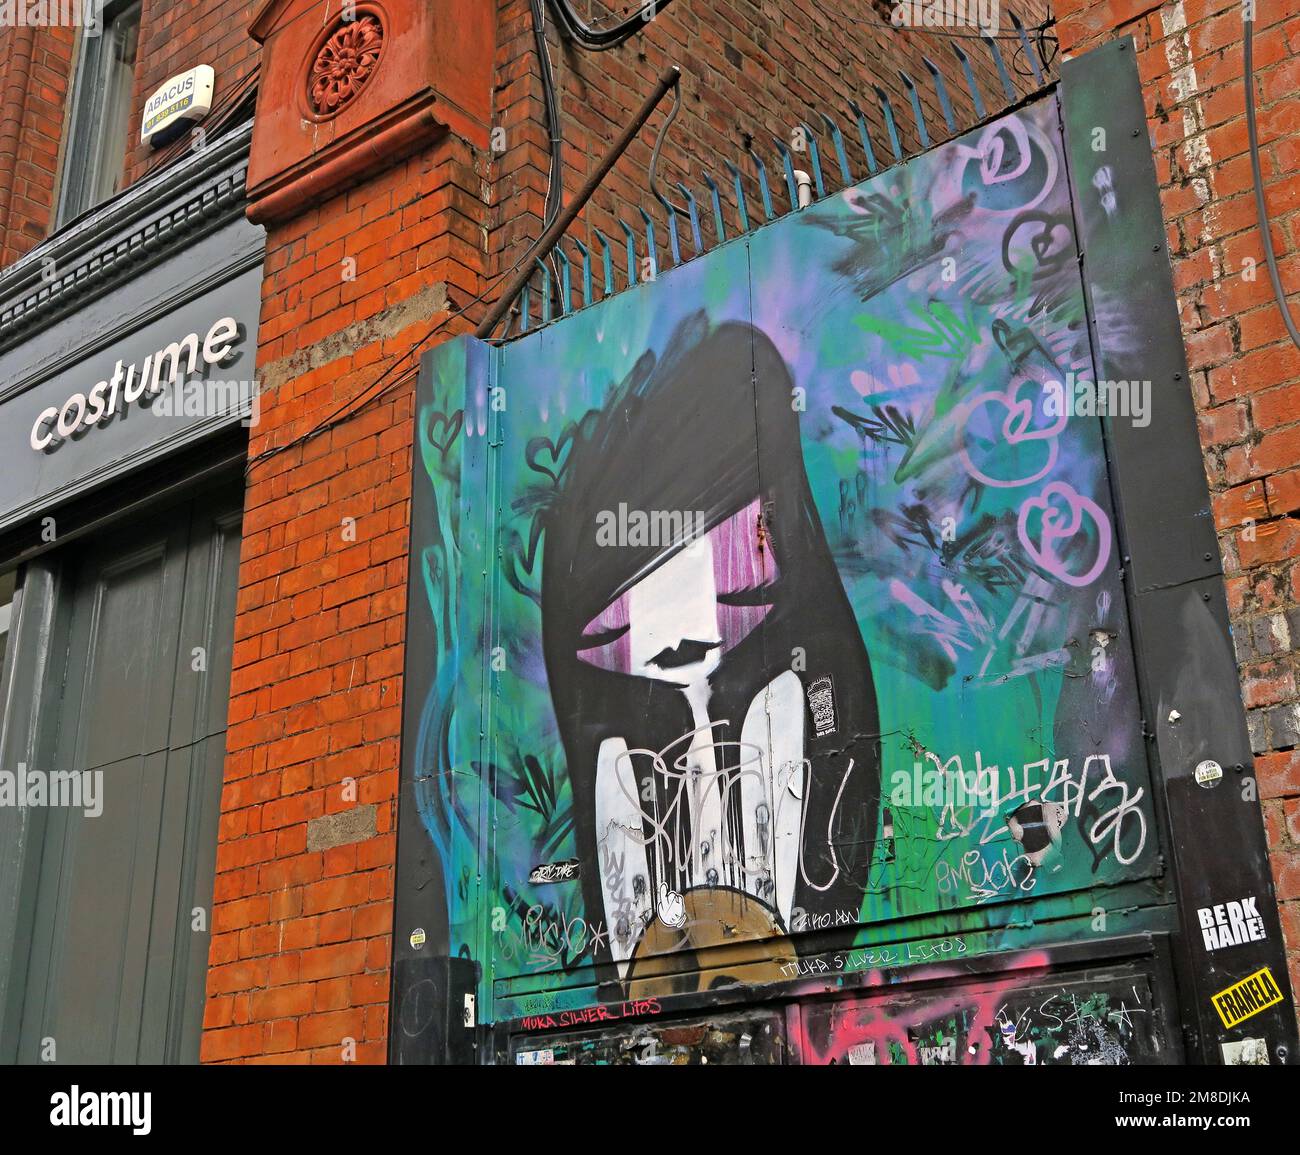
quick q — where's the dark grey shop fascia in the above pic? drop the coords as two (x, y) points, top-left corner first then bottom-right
(0, 121), (265, 544)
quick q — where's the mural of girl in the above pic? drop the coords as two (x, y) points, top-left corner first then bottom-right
(540, 313), (882, 992)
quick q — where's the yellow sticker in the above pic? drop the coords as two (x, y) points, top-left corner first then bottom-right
(1212, 967), (1284, 1029)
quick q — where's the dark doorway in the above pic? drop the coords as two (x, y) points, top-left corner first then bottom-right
(11, 488), (242, 1063)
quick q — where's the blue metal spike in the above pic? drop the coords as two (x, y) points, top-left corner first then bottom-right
(951, 42), (985, 120)
(702, 170), (727, 245)
(820, 113), (853, 186)
(898, 70), (930, 150)
(638, 207), (659, 279)
(677, 183), (704, 254)
(846, 99), (879, 175)
(745, 147), (775, 221)
(554, 245), (572, 316)
(618, 219), (638, 286)
(872, 85), (904, 162)
(722, 160), (751, 234)
(593, 228), (615, 296)
(534, 258), (552, 325)
(921, 57), (956, 135)
(652, 191), (682, 266)
(982, 32), (1016, 103)
(572, 237), (593, 307)
(1009, 11), (1044, 86)
(800, 123), (826, 199)
(772, 136), (801, 211)
(519, 280), (530, 333)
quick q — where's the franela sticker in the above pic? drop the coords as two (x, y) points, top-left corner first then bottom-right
(1211, 967), (1284, 1029)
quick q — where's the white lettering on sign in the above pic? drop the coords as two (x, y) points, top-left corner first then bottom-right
(1196, 896), (1267, 952)
(29, 315), (241, 452)
(140, 65), (214, 143)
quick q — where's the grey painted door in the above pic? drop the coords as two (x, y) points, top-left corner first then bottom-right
(15, 493), (241, 1063)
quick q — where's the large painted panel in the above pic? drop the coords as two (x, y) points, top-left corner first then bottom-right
(406, 94), (1167, 1029)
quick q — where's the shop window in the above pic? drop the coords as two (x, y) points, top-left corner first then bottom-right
(57, 0), (142, 224)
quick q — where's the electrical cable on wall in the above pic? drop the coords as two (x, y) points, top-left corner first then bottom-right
(547, 0), (677, 51)
(532, 0), (563, 229)
(1245, 15), (1300, 353)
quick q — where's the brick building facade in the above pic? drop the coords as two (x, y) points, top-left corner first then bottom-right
(0, 0), (1296, 1064)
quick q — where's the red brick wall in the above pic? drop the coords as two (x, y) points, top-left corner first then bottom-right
(1054, 0), (1300, 1004)
(201, 132), (487, 1064)
(0, 25), (74, 266)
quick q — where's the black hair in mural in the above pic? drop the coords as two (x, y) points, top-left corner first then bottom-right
(541, 314), (880, 989)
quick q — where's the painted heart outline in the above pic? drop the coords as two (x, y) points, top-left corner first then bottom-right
(525, 430), (576, 486)
(424, 408), (464, 458)
(958, 376), (1068, 489)
(1017, 480), (1113, 588)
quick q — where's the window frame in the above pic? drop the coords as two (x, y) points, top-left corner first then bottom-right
(55, 0), (144, 226)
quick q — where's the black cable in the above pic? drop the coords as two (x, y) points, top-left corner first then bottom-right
(1245, 15), (1300, 353)
(547, 0), (676, 51)
(531, 0), (563, 229)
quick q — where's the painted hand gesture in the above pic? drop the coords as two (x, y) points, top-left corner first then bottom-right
(657, 883), (686, 929)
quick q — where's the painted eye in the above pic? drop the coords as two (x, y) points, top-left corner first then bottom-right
(577, 592), (631, 672)
(577, 623), (629, 651)
(716, 580), (778, 608)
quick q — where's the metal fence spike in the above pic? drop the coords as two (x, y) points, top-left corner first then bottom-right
(572, 237), (593, 307)
(872, 84), (904, 162)
(982, 31), (1016, 102)
(554, 245), (572, 315)
(533, 257), (552, 325)
(922, 56), (957, 135)
(593, 228), (615, 296)
(677, 182), (704, 255)
(847, 98), (879, 175)
(722, 160), (751, 233)
(821, 112), (854, 186)
(800, 122), (826, 199)
(898, 70), (930, 150)
(951, 42), (986, 120)
(618, 219), (638, 286)
(746, 147), (776, 221)
(638, 207), (659, 279)
(1010, 11), (1044, 86)
(702, 170), (728, 245)
(652, 191), (682, 266)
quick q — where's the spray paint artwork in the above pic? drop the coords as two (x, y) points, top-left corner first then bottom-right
(409, 96), (1159, 1020)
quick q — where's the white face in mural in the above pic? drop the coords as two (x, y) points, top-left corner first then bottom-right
(576, 498), (777, 688)
(627, 535), (722, 687)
